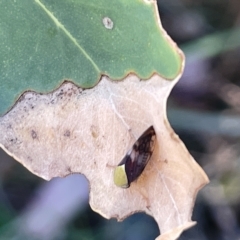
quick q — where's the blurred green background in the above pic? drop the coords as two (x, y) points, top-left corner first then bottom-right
(1, 0), (240, 239)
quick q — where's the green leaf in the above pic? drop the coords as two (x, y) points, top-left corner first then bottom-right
(0, 0), (182, 115)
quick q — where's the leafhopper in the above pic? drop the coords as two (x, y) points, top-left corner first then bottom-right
(114, 126), (156, 188)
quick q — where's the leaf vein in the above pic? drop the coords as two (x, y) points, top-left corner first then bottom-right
(35, 0), (100, 73)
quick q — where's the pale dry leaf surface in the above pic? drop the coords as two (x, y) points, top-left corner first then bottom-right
(0, 75), (209, 239)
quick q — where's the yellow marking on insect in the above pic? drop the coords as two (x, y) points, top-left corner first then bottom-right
(113, 165), (129, 188)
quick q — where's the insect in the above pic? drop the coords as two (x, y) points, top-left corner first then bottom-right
(113, 126), (156, 188)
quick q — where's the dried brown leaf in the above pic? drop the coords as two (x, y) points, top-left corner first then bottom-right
(0, 74), (209, 239)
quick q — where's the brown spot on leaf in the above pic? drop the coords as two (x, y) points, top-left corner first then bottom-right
(27, 156), (33, 162)
(31, 130), (38, 139)
(90, 125), (99, 138)
(64, 130), (71, 137)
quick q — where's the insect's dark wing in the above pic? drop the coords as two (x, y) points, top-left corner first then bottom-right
(130, 126), (156, 182)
